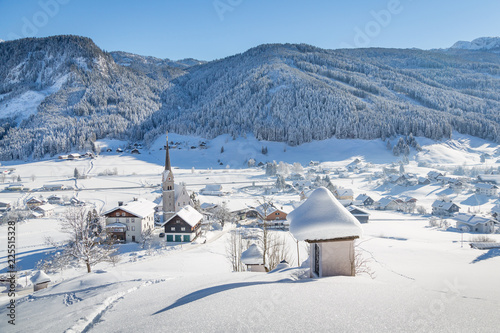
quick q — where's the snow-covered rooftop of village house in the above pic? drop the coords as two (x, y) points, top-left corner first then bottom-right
(163, 205), (203, 227)
(240, 244), (264, 265)
(31, 270), (51, 284)
(288, 187), (363, 242)
(104, 198), (156, 218)
(452, 213), (492, 226)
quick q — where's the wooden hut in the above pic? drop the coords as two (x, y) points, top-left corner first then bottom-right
(289, 187), (363, 278)
(241, 244), (266, 272)
(31, 271), (51, 291)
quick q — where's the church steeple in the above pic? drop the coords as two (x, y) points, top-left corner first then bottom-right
(162, 131), (175, 222)
(165, 131), (172, 172)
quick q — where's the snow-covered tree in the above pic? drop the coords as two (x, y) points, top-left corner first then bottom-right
(57, 207), (117, 273)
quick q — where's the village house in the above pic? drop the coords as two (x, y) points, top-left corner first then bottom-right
(67, 153), (81, 160)
(432, 200), (461, 216)
(43, 184), (66, 191)
(355, 194), (374, 206)
(376, 197), (400, 211)
(347, 205), (370, 223)
(199, 184), (226, 196)
(289, 187), (363, 277)
(240, 244), (266, 272)
(104, 198), (156, 243)
(399, 196), (417, 212)
(26, 197), (46, 209)
(427, 171), (444, 181)
(418, 177), (431, 185)
(33, 204), (55, 218)
(333, 188), (354, 201)
(452, 213), (495, 233)
(161, 205), (203, 242)
(47, 194), (64, 205)
(254, 202), (289, 229)
(475, 183), (499, 196)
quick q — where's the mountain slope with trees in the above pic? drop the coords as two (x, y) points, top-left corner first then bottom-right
(1, 35), (500, 160)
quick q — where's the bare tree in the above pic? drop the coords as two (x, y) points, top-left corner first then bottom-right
(140, 227), (154, 250)
(58, 207), (117, 273)
(226, 228), (247, 272)
(213, 202), (232, 228)
(256, 196), (275, 270)
(266, 233), (292, 271)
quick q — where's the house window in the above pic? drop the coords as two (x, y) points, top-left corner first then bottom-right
(176, 220), (180, 224)
(116, 212), (120, 216)
(131, 218), (135, 223)
(122, 212), (126, 216)
(171, 227), (175, 231)
(181, 227), (186, 231)
(275, 212), (279, 215)
(126, 218), (129, 223)
(126, 226), (129, 231)
(131, 226), (135, 231)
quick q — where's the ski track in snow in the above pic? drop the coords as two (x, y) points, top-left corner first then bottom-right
(64, 278), (170, 333)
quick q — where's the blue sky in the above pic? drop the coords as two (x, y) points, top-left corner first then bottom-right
(1, 0), (499, 60)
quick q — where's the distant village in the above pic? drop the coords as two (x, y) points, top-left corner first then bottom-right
(2, 137), (500, 279)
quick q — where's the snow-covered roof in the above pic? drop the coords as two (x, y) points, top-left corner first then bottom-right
(35, 204), (55, 212)
(163, 205), (203, 227)
(355, 194), (372, 202)
(203, 184), (222, 191)
(240, 244), (264, 265)
(105, 199), (156, 218)
(31, 270), (51, 284)
(475, 183), (498, 190)
(431, 200), (458, 210)
(255, 203), (279, 217)
(452, 213), (492, 226)
(288, 187), (363, 242)
(336, 188), (353, 197)
(377, 197), (398, 207)
(347, 205), (370, 216)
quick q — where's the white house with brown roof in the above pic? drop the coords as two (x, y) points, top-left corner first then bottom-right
(104, 198), (156, 243)
(289, 187), (363, 277)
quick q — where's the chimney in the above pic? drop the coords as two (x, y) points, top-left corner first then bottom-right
(118, 201), (123, 206)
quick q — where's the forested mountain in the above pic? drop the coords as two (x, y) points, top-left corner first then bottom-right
(1, 35), (500, 160)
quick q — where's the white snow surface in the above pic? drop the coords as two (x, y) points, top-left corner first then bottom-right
(289, 187), (363, 241)
(1, 132), (500, 332)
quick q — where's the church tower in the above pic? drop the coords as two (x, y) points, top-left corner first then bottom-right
(162, 132), (176, 222)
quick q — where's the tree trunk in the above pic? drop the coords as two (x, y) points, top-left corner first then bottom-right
(86, 262), (91, 273)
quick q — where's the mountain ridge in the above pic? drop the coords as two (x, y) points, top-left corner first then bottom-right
(1, 35), (500, 160)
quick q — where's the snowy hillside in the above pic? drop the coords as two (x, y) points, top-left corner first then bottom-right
(2, 36), (500, 161)
(1, 132), (500, 332)
(450, 37), (500, 51)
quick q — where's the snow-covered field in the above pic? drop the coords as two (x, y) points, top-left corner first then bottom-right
(1, 132), (500, 332)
